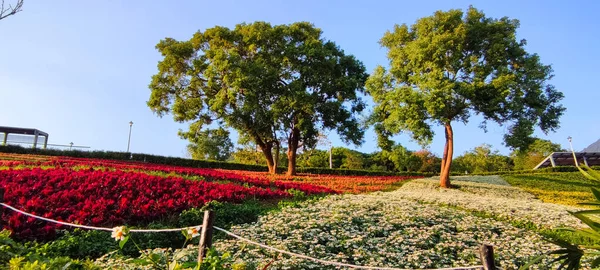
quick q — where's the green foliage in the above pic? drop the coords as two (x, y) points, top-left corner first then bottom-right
(452, 144), (512, 173)
(297, 166), (430, 176)
(412, 150), (441, 173)
(296, 149), (329, 168)
(366, 6), (565, 184)
(184, 127), (233, 161)
(511, 138), (563, 170)
(528, 184), (600, 269)
(198, 248), (253, 270)
(330, 147), (368, 170)
(148, 21), (368, 173)
(1, 230), (25, 264)
(33, 230), (117, 259)
(0, 230), (99, 270)
(230, 146), (267, 166)
(388, 144), (423, 172)
(179, 200), (276, 231)
(503, 172), (600, 206)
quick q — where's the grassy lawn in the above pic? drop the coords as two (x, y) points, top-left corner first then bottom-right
(502, 172), (600, 206)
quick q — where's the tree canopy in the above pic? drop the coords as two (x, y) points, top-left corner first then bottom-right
(183, 127), (233, 161)
(148, 21), (368, 175)
(366, 6), (565, 187)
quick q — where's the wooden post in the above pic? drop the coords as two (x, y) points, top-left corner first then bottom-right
(0, 187), (4, 218)
(479, 244), (495, 270)
(198, 210), (215, 265)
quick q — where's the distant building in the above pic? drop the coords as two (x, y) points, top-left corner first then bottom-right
(0, 126), (49, 149)
(534, 139), (600, 169)
(534, 152), (600, 169)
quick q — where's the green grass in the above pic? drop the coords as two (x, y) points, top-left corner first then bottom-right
(502, 172), (600, 206)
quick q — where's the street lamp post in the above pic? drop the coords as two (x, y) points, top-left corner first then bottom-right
(567, 136), (579, 167)
(127, 121), (133, 153)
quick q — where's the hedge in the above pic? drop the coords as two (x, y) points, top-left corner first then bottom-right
(464, 166), (600, 176)
(0, 145), (432, 177)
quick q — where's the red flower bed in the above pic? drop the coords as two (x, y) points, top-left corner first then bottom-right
(0, 167), (290, 240)
(0, 156), (338, 195)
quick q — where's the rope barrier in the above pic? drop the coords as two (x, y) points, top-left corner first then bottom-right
(0, 203), (201, 233)
(0, 203), (485, 270)
(213, 226), (484, 270)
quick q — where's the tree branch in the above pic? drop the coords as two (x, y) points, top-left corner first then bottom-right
(0, 0), (24, 21)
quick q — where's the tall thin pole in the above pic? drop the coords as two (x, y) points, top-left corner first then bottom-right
(568, 136), (579, 167)
(127, 121), (133, 153)
(329, 146), (333, 169)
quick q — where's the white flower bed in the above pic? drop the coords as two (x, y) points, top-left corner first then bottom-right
(395, 178), (583, 229)
(204, 193), (575, 269)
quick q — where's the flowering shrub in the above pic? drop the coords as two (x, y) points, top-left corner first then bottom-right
(0, 168), (292, 240)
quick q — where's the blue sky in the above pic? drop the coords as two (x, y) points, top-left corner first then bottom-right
(1, 0), (598, 158)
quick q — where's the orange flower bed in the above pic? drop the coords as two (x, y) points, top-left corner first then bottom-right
(215, 170), (422, 193)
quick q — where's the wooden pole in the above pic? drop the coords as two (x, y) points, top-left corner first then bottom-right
(479, 244), (495, 270)
(0, 188), (4, 218)
(198, 210), (215, 265)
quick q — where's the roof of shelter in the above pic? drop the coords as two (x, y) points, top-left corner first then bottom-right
(0, 126), (48, 137)
(534, 152), (600, 169)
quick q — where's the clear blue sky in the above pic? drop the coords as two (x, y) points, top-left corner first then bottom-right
(1, 0), (598, 157)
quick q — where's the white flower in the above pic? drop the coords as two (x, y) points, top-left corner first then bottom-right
(111, 226), (127, 241)
(187, 226), (200, 238)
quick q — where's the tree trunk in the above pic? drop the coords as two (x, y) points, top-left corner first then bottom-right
(273, 141), (280, 174)
(286, 128), (300, 176)
(258, 143), (276, 174)
(439, 123), (454, 188)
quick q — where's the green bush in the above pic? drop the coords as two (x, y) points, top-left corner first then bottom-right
(179, 200), (276, 230)
(0, 229), (98, 269)
(297, 167), (433, 176)
(33, 230), (116, 259)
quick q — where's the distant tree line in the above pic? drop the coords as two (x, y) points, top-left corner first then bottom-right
(186, 130), (563, 173)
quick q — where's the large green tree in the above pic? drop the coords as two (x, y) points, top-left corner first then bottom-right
(148, 22), (367, 175)
(366, 7), (565, 187)
(182, 127), (233, 161)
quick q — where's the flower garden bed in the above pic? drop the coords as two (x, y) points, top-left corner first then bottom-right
(95, 175), (591, 269)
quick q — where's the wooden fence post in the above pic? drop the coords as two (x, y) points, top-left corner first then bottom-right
(0, 188), (4, 218)
(198, 210), (215, 265)
(479, 244), (495, 270)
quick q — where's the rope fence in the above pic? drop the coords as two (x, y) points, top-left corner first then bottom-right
(0, 203), (201, 233)
(0, 201), (494, 270)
